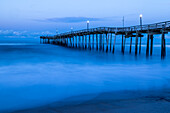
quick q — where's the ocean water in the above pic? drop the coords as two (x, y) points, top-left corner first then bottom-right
(0, 38), (170, 112)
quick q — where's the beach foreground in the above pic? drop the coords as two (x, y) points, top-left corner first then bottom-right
(12, 89), (170, 113)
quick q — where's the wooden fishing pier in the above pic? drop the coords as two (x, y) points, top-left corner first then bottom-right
(40, 21), (170, 59)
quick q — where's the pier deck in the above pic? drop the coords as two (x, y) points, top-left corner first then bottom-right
(40, 21), (170, 59)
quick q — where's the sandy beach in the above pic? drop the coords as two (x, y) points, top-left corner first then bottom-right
(11, 89), (170, 113)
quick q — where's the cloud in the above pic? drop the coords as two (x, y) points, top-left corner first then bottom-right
(0, 29), (54, 38)
(36, 17), (104, 23)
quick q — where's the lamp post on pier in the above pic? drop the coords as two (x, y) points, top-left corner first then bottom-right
(140, 14), (143, 29)
(87, 20), (90, 30)
(71, 27), (73, 33)
(139, 14), (143, 54)
(122, 16), (125, 54)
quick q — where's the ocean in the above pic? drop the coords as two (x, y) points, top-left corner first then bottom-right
(0, 37), (170, 112)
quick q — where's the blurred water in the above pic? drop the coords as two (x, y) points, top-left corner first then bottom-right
(0, 41), (170, 112)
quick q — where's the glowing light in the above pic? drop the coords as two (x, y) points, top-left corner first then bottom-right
(140, 14), (143, 18)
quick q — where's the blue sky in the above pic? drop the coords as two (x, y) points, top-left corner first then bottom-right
(0, 0), (170, 38)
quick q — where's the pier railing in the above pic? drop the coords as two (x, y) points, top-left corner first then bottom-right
(55, 21), (170, 36)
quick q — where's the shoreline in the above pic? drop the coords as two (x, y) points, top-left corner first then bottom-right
(10, 89), (170, 113)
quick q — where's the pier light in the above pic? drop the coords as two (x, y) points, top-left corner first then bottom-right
(140, 14), (143, 18)
(139, 14), (143, 29)
(71, 27), (73, 33)
(87, 20), (90, 30)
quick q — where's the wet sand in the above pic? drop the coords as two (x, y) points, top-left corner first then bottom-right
(12, 89), (170, 113)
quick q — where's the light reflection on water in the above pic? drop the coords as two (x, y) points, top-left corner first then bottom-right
(0, 43), (170, 112)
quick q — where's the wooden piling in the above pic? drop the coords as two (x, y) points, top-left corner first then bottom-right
(135, 33), (138, 55)
(112, 35), (116, 54)
(69, 37), (72, 47)
(82, 35), (84, 49)
(78, 36), (80, 48)
(92, 34), (94, 50)
(103, 34), (105, 52)
(164, 38), (166, 56)
(121, 35), (124, 53)
(48, 39), (50, 44)
(96, 34), (98, 51)
(150, 35), (153, 56)
(89, 34), (91, 50)
(161, 33), (166, 59)
(106, 33), (109, 53)
(139, 36), (142, 54)
(75, 35), (77, 48)
(67, 37), (69, 47)
(99, 34), (102, 51)
(73, 36), (74, 48)
(110, 33), (112, 52)
(146, 34), (150, 56)
(129, 37), (132, 54)
(123, 37), (126, 53)
(85, 35), (87, 49)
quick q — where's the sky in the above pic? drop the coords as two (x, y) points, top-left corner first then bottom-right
(0, 0), (170, 38)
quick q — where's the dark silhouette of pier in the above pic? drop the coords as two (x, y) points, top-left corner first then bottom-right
(40, 21), (170, 59)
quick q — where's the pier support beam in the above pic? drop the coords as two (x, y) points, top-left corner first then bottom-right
(78, 36), (81, 48)
(112, 35), (116, 54)
(123, 37), (126, 53)
(121, 35), (124, 54)
(146, 34), (150, 56)
(92, 34), (94, 50)
(73, 36), (74, 48)
(89, 34), (91, 50)
(96, 34), (98, 51)
(139, 36), (142, 54)
(135, 33), (138, 56)
(103, 34), (105, 52)
(129, 37), (132, 54)
(99, 34), (102, 51)
(150, 35), (153, 56)
(48, 39), (50, 44)
(64, 38), (66, 46)
(121, 35), (124, 53)
(67, 37), (69, 47)
(85, 35), (87, 49)
(106, 34), (109, 53)
(161, 33), (166, 59)
(82, 35), (84, 49)
(69, 37), (72, 47)
(75, 36), (77, 48)
(110, 33), (112, 52)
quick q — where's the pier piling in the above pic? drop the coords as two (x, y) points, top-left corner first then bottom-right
(96, 34), (98, 51)
(150, 35), (153, 56)
(106, 34), (109, 53)
(112, 35), (116, 54)
(129, 37), (132, 54)
(110, 33), (112, 52)
(146, 34), (150, 56)
(135, 33), (138, 56)
(139, 37), (142, 54)
(89, 34), (91, 50)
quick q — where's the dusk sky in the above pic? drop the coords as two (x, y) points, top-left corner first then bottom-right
(0, 0), (170, 38)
